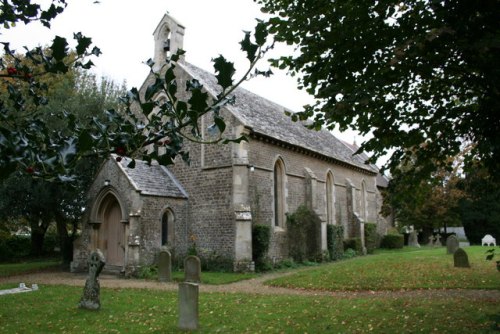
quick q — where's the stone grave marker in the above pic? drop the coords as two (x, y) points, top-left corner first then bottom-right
(408, 231), (420, 248)
(428, 235), (435, 246)
(434, 234), (442, 247)
(481, 234), (496, 246)
(79, 249), (105, 310)
(453, 248), (470, 268)
(158, 248), (172, 282)
(178, 282), (199, 331)
(184, 255), (201, 283)
(446, 235), (460, 254)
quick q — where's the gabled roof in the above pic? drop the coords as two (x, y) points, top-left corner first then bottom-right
(113, 155), (188, 198)
(179, 62), (377, 174)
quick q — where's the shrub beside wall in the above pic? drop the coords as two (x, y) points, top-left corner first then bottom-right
(380, 234), (404, 249)
(252, 224), (271, 270)
(343, 237), (362, 254)
(364, 223), (379, 254)
(327, 225), (344, 261)
(287, 205), (322, 262)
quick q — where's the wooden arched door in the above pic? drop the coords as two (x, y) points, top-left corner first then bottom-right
(99, 196), (125, 267)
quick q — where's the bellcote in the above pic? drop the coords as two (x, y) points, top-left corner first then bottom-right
(152, 13), (185, 71)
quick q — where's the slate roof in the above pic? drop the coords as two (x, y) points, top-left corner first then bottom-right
(179, 62), (377, 174)
(342, 141), (390, 188)
(113, 155), (188, 198)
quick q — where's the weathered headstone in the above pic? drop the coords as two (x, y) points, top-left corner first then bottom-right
(446, 235), (460, 254)
(453, 248), (470, 268)
(79, 249), (105, 310)
(428, 235), (435, 246)
(408, 231), (420, 248)
(184, 255), (201, 283)
(434, 234), (442, 247)
(158, 248), (172, 282)
(178, 282), (199, 331)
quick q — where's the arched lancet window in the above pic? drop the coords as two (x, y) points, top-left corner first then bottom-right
(274, 158), (286, 228)
(161, 209), (174, 246)
(361, 180), (367, 221)
(326, 172), (335, 225)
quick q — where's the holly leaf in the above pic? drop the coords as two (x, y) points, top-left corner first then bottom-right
(240, 31), (258, 63)
(212, 55), (235, 90)
(74, 32), (92, 56)
(51, 36), (68, 61)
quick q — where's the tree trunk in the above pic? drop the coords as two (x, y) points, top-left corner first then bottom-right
(29, 217), (51, 256)
(55, 214), (73, 267)
(30, 229), (45, 256)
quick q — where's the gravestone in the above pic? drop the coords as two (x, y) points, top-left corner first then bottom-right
(446, 235), (460, 254)
(178, 282), (199, 330)
(78, 249), (105, 310)
(453, 248), (470, 268)
(158, 248), (172, 282)
(408, 231), (420, 248)
(184, 255), (201, 283)
(481, 234), (496, 246)
(428, 235), (435, 246)
(434, 234), (442, 247)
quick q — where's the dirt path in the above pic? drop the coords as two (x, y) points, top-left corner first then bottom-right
(1, 269), (499, 301)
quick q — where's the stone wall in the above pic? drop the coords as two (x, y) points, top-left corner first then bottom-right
(247, 135), (379, 260)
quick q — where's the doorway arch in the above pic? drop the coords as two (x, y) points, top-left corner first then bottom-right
(91, 189), (128, 267)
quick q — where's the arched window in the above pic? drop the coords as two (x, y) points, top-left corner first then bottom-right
(274, 158), (286, 227)
(326, 172), (335, 225)
(161, 209), (174, 246)
(361, 180), (367, 221)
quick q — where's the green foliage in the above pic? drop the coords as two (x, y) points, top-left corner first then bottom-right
(0, 259), (60, 277)
(0, 235), (31, 261)
(136, 264), (158, 280)
(200, 253), (234, 273)
(458, 166), (500, 244)
(364, 223), (379, 254)
(258, 0), (500, 189)
(286, 205), (322, 262)
(0, 2), (273, 182)
(252, 224), (271, 270)
(380, 234), (404, 249)
(326, 224), (344, 261)
(343, 238), (362, 254)
(342, 248), (357, 259)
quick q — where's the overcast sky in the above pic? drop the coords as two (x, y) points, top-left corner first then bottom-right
(2, 0), (364, 148)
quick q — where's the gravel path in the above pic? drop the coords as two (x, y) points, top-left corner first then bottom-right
(1, 269), (499, 301)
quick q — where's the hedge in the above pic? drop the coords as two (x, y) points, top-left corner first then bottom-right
(327, 224), (344, 261)
(287, 205), (322, 262)
(364, 223), (379, 254)
(252, 224), (271, 269)
(343, 237), (362, 254)
(380, 234), (404, 249)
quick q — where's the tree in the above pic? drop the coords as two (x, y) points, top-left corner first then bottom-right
(257, 0), (500, 184)
(0, 57), (125, 260)
(458, 165), (500, 244)
(1, 0), (272, 182)
(386, 165), (465, 239)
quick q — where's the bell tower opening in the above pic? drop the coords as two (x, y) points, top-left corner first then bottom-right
(153, 13), (185, 71)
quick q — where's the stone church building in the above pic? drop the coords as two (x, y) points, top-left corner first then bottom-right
(71, 14), (390, 274)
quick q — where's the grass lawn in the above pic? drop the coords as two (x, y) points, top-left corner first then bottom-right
(0, 246), (498, 333)
(266, 246), (500, 291)
(0, 284), (498, 333)
(0, 259), (61, 278)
